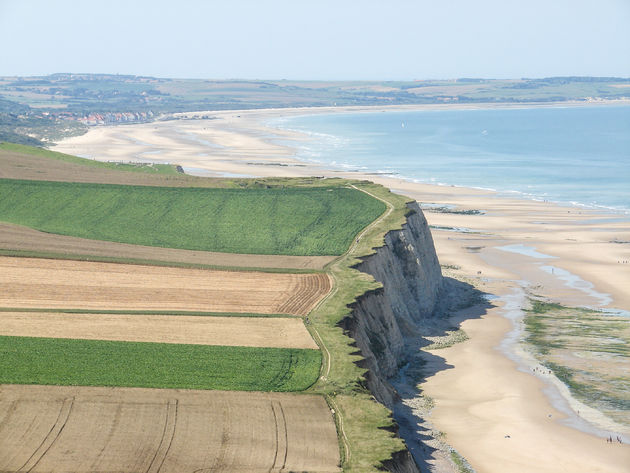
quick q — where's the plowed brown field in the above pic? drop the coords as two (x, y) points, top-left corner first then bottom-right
(0, 148), (211, 186)
(0, 223), (335, 270)
(0, 312), (318, 349)
(0, 257), (331, 316)
(0, 384), (341, 473)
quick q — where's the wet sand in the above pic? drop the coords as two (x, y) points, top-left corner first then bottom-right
(53, 104), (630, 473)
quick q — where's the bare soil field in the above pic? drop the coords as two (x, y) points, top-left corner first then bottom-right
(0, 384), (341, 473)
(0, 257), (331, 316)
(0, 311), (318, 349)
(0, 222), (335, 270)
(0, 148), (215, 187)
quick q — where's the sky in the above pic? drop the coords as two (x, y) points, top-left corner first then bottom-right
(1, 0), (629, 80)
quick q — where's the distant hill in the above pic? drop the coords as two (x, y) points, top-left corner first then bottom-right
(0, 74), (628, 143)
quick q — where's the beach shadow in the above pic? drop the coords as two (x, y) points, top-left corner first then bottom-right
(390, 276), (494, 471)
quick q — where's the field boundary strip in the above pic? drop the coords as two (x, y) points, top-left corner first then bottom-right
(0, 307), (299, 317)
(309, 183), (394, 380)
(0, 248), (326, 274)
(326, 394), (350, 465)
(304, 181), (413, 472)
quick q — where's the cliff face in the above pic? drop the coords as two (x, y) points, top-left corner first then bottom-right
(341, 201), (443, 407)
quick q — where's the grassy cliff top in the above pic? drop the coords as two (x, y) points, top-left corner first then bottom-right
(0, 177), (386, 256)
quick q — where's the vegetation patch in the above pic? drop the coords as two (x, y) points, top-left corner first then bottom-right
(426, 206), (483, 215)
(524, 299), (630, 425)
(0, 335), (321, 391)
(450, 450), (475, 473)
(441, 264), (461, 270)
(528, 300), (566, 314)
(0, 178), (385, 255)
(424, 327), (469, 350)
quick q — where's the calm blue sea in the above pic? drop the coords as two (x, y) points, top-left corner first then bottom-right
(271, 106), (630, 214)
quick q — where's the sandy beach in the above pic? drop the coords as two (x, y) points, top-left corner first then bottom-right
(53, 103), (630, 472)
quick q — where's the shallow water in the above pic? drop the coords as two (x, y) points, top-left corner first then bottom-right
(539, 265), (613, 307)
(497, 244), (557, 259)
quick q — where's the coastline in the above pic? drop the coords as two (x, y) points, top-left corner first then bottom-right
(52, 103), (630, 472)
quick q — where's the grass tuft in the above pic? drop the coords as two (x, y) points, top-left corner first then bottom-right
(450, 450), (475, 473)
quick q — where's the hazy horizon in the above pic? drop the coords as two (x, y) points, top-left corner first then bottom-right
(1, 0), (629, 80)
(3, 72), (630, 82)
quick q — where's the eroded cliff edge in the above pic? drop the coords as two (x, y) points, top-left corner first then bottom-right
(341, 201), (443, 406)
(339, 201), (444, 472)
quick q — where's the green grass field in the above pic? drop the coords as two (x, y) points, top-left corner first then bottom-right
(0, 336), (321, 391)
(0, 178), (385, 255)
(0, 142), (181, 174)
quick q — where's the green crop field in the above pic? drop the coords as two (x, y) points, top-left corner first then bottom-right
(0, 336), (321, 391)
(0, 178), (385, 255)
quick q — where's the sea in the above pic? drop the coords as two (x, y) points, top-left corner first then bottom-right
(270, 105), (630, 215)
